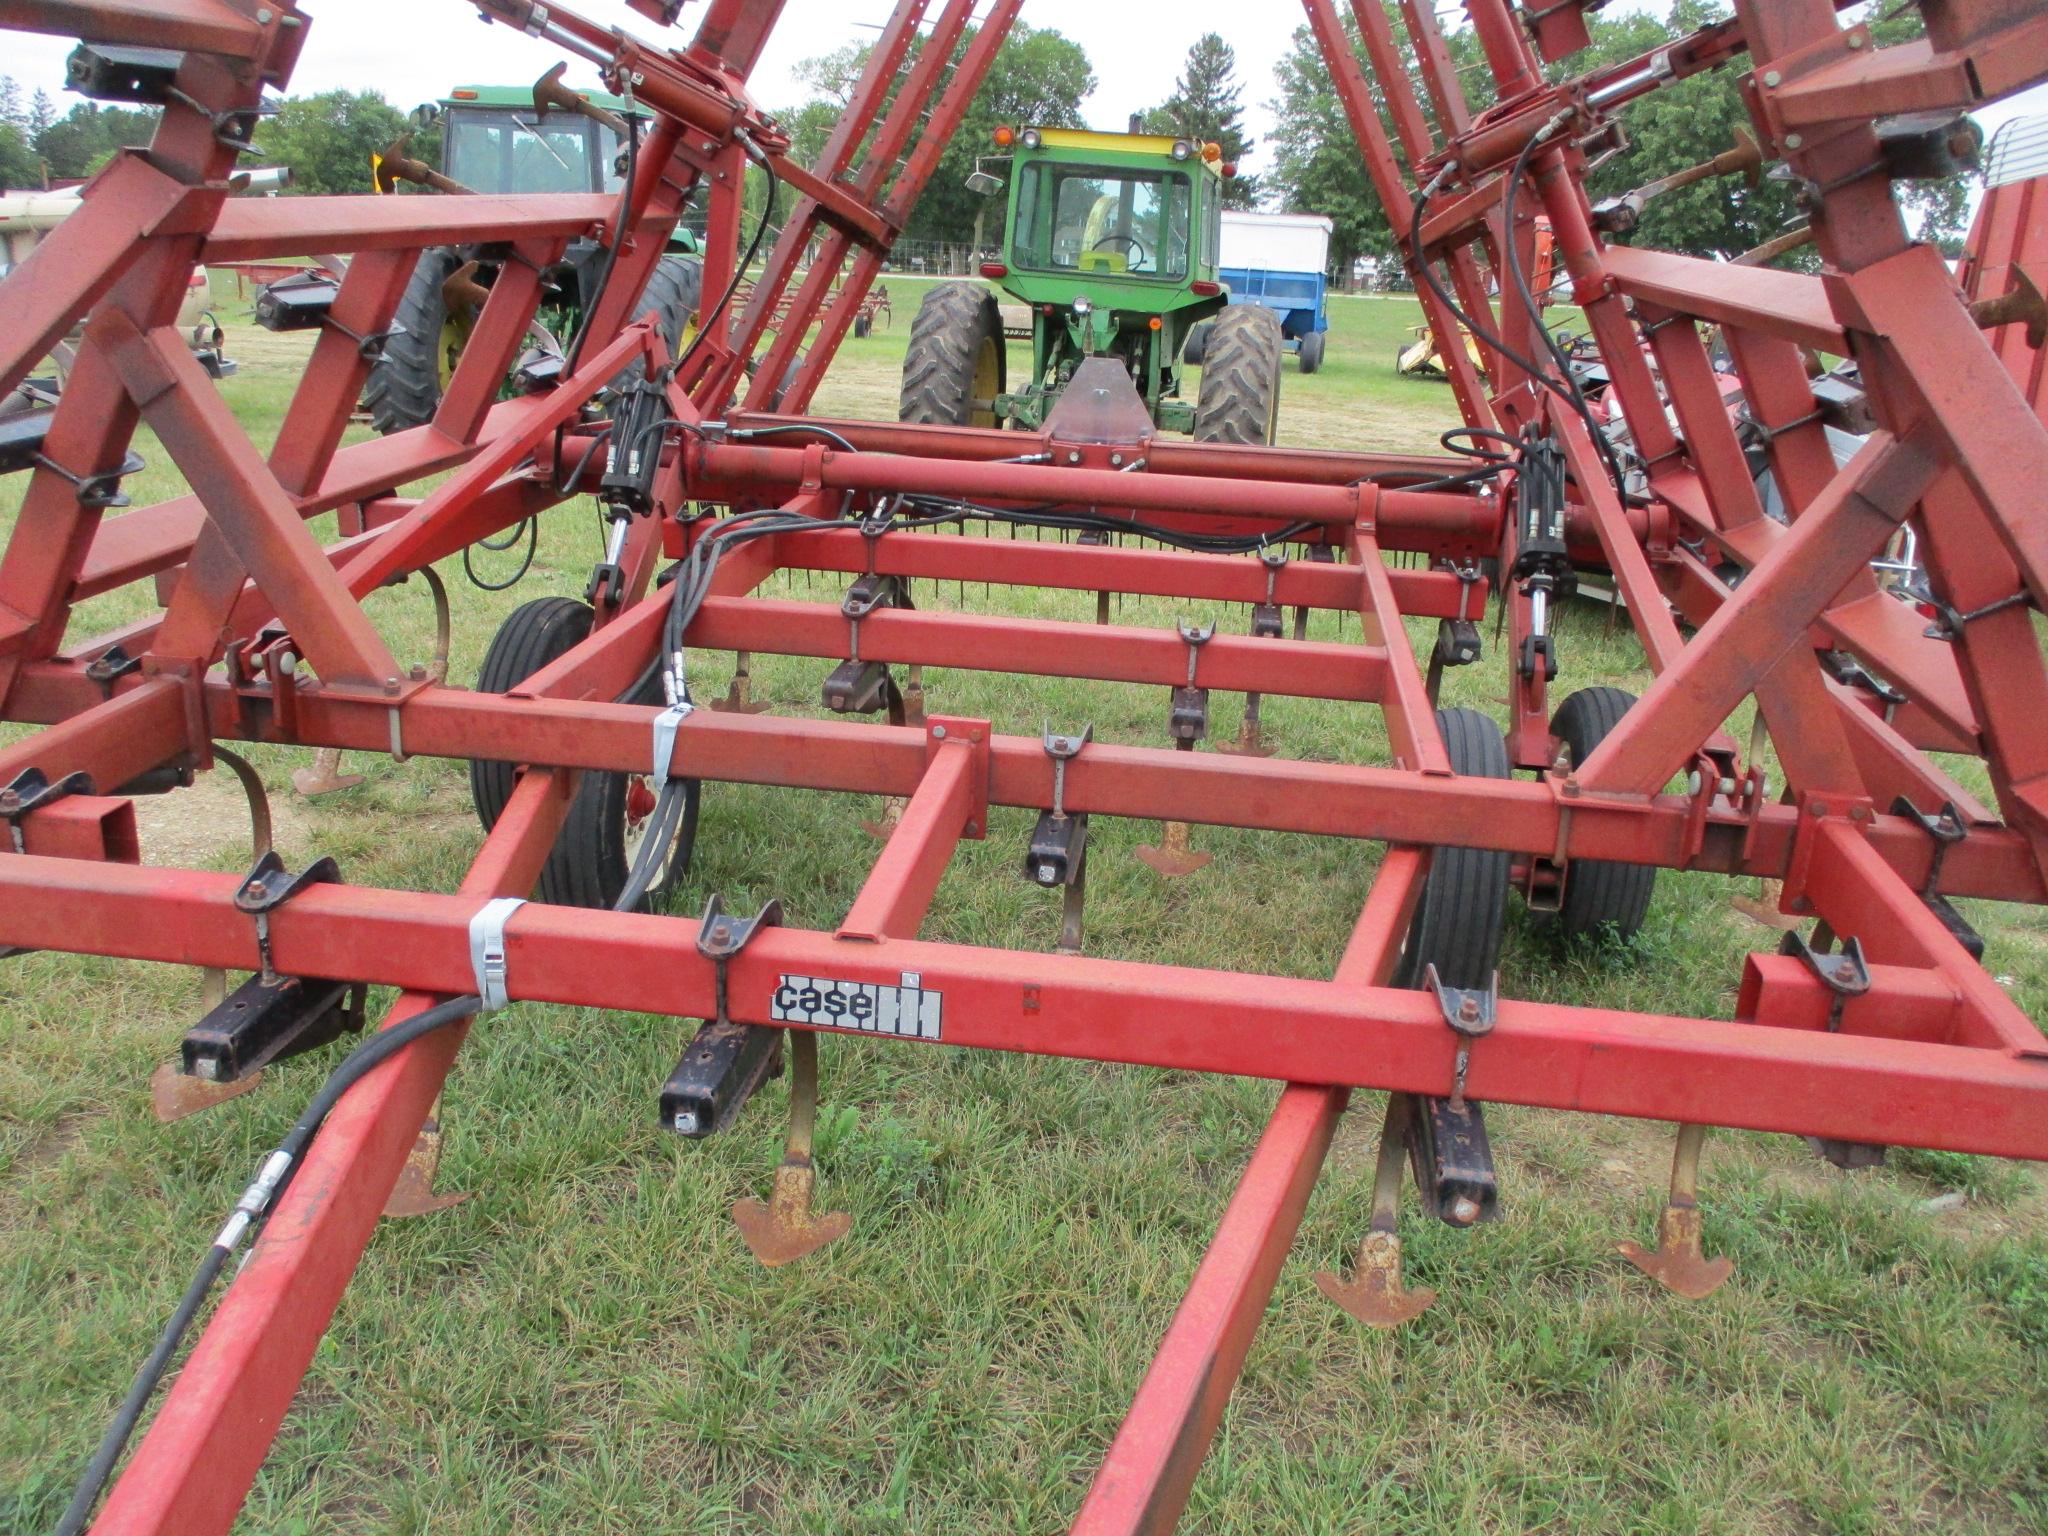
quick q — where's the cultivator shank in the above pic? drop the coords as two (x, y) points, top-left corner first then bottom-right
(3, 0), (2047, 1530)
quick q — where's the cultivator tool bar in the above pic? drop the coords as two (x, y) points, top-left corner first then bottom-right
(3, 0), (2047, 1530)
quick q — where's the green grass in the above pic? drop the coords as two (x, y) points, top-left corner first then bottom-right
(1, 280), (2046, 1535)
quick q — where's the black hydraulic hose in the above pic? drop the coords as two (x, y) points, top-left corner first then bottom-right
(674, 134), (778, 378)
(1406, 160), (1632, 499)
(1498, 128), (1634, 499)
(563, 107), (643, 379)
(56, 994), (484, 1535)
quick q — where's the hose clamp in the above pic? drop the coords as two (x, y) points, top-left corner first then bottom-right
(468, 897), (525, 1012)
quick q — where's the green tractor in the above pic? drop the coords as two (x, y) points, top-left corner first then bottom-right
(363, 78), (702, 435)
(900, 126), (1283, 444)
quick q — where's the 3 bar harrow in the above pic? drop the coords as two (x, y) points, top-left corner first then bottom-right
(0, 0), (2045, 1530)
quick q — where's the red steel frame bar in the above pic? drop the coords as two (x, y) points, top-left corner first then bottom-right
(3, 2), (2048, 1533)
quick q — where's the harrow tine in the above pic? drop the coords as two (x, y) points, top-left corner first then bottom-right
(1316, 1094), (1436, 1328)
(1619, 1122), (1734, 1300)
(382, 1096), (471, 1219)
(733, 1031), (851, 1267)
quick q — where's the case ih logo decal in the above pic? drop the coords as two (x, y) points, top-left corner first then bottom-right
(770, 972), (943, 1040)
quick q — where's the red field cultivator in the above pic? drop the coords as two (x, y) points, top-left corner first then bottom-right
(2, 0), (2046, 1530)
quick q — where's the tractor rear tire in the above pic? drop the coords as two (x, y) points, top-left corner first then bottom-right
(1193, 305), (1283, 445)
(469, 596), (698, 912)
(1548, 687), (1657, 943)
(1298, 330), (1327, 374)
(362, 246), (462, 436)
(363, 252), (703, 436)
(1182, 319), (1214, 367)
(1395, 707), (1513, 989)
(900, 280), (1006, 427)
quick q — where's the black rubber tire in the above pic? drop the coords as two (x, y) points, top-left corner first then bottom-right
(1193, 305), (1283, 445)
(1395, 707), (1512, 990)
(632, 254), (703, 359)
(362, 246), (462, 436)
(469, 596), (697, 911)
(854, 312), (873, 340)
(365, 252), (702, 436)
(1549, 687), (1657, 943)
(900, 280), (1006, 426)
(1182, 318), (1214, 367)
(1298, 329), (1326, 374)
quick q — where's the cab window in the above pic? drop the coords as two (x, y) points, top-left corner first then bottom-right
(1011, 163), (1193, 279)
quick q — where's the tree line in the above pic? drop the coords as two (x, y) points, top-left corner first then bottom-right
(0, 77), (410, 196)
(6, 6), (1974, 273)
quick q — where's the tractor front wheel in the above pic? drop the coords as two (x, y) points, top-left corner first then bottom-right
(469, 596), (699, 912)
(899, 280), (1005, 427)
(1193, 305), (1283, 445)
(1181, 319), (1214, 367)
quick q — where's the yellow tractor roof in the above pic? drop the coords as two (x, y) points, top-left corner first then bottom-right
(1029, 127), (1226, 174)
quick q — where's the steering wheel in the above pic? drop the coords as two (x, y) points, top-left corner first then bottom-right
(1090, 232), (1150, 265)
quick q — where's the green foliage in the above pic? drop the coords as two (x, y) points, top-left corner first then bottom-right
(0, 122), (37, 191)
(785, 23), (1094, 245)
(1266, 2), (1974, 267)
(29, 101), (160, 181)
(252, 90), (409, 196)
(1141, 33), (1259, 209)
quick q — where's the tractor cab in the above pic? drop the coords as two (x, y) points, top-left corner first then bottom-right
(423, 85), (629, 194)
(900, 125), (1279, 444)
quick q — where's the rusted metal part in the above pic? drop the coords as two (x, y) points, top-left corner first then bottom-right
(1619, 1122), (1735, 1300)
(380, 1100), (470, 1219)
(731, 1031), (850, 1267)
(1315, 1093), (1438, 1328)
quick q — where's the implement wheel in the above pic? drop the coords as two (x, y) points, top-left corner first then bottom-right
(1298, 329), (1327, 374)
(1396, 706), (1512, 988)
(1193, 305), (1283, 445)
(900, 280), (1005, 427)
(469, 597), (699, 912)
(1548, 687), (1657, 943)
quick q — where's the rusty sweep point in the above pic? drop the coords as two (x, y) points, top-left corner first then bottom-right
(292, 746), (364, 798)
(150, 1059), (262, 1123)
(382, 1119), (471, 1219)
(1315, 1229), (1436, 1329)
(1135, 820), (1211, 876)
(733, 1157), (851, 1267)
(1619, 1204), (1734, 1300)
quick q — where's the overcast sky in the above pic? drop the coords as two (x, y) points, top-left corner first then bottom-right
(6, 2), (2044, 182)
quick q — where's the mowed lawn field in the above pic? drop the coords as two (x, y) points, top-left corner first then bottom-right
(2, 276), (2046, 1535)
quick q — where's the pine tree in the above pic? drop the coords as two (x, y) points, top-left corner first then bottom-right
(1144, 33), (1258, 208)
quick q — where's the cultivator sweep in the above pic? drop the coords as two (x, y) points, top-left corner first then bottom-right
(2, 0), (2047, 1530)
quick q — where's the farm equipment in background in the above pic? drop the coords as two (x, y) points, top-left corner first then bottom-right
(0, 169), (292, 417)
(903, 124), (1285, 442)
(1398, 215), (1560, 381)
(361, 77), (703, 432)
(1185, 210), (1334, 372)
(5, 3), (2048, 1535)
